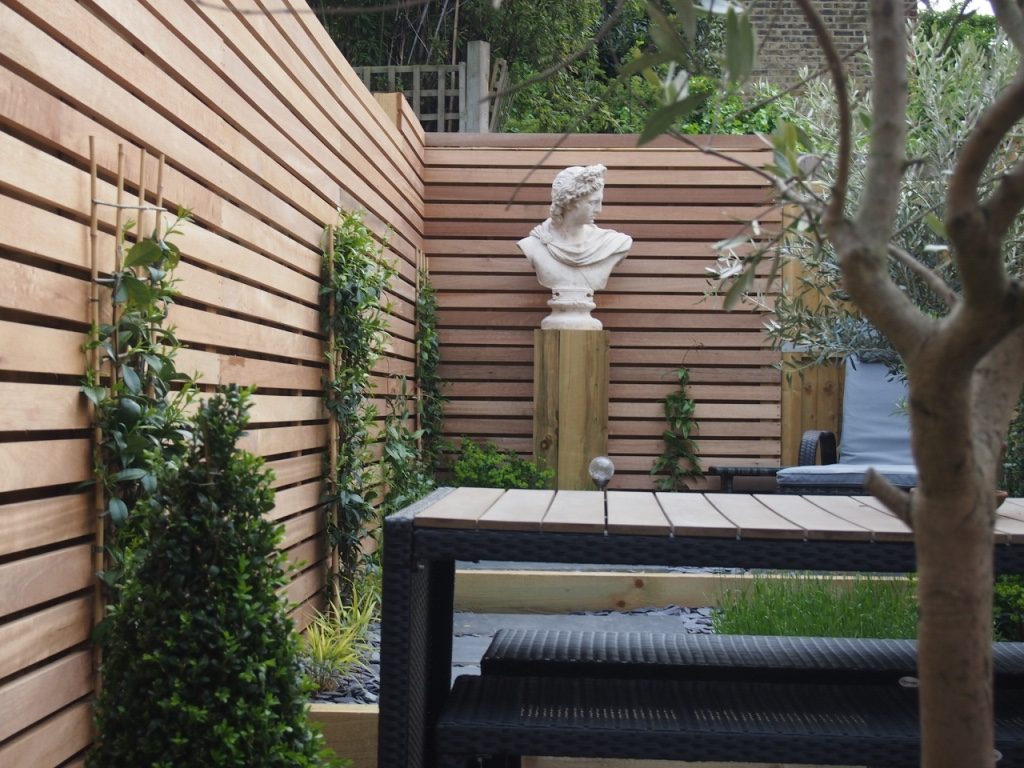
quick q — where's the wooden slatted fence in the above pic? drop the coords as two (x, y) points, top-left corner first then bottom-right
(0, 0), (421, 764)
(0, 3), (788, 761)
(423, 134), (781, 490)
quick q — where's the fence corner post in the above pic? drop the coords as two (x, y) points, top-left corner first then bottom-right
(464, 40), (490, 133)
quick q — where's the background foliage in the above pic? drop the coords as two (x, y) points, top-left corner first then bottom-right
(451, 437), (553, 489)
(317, 0), (776, 134)
(713, 23), (1023, 375)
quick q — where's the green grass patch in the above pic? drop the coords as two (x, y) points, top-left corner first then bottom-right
(712, 573), (918, 639)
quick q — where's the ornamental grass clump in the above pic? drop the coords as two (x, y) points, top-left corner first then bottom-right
(712, 573), (918, 639)
(90, 387), (339, 768)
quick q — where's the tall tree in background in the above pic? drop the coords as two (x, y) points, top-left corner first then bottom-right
(315, 0), (733, 133)
(635, 1), (1024, 764)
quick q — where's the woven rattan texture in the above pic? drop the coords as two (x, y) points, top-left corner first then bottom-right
(437, 675), (943, 767)
(482, 629), (1024, 687)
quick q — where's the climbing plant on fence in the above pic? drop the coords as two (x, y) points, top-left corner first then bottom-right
(321, 210), (396, 590)
(381, 376), (435, 515)
(82, 209), (196, 533)
(651, 366), (702, 490)
(415, 266), (446, 475)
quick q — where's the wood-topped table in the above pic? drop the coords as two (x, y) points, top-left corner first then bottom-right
(379, 487), (1024, 768)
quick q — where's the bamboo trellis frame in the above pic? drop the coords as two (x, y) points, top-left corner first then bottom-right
(88, 140), (169, 697)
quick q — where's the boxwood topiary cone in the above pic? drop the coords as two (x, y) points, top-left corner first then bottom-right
(89, 386), (341, 768)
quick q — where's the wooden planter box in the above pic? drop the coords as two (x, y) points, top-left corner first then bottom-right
(309, 703), (378, 768)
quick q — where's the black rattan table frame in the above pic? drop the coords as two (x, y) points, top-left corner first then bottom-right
(379, 487), (1024, 768)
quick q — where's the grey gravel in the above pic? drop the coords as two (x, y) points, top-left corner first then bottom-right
(311, 605), (715, 705)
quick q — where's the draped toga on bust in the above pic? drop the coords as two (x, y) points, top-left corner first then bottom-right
(528, 220), (632, 268)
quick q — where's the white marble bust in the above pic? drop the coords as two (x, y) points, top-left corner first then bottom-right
(517, 164), (632, 330)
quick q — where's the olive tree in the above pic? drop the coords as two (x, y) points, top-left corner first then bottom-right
(632, 1), (1024, 766)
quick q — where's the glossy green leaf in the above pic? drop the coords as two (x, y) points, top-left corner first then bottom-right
(121, 365), (142, 394)
(82, 385), (107, 406)
(122, 274), (152, 305)
(639, 90), (711, 145)
(124, 239), (163, 269)
(112, 467), (148, 482)
(108, 497), (128, 525)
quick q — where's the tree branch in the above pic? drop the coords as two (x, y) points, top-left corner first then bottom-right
(947, 72), (1024, 303)
(855, 0), (907, 252)
(866, 468), (913, 527)
(985, 155), (1024, 240)
(792, 0), (852, 224)
(991, 0), (1024, 56)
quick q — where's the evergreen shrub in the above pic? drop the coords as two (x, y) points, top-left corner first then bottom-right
(451, 437), (553, 490)
(90, 387), (338, 768)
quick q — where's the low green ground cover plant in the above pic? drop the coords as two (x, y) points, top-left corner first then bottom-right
(712, 573), (918, 639)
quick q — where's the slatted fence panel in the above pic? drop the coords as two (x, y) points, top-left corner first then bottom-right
(424, 134), (780, 490)
(0, 0), (421, 763)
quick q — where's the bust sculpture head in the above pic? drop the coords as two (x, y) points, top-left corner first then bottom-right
(550, 164), (607, 225)
(517, 164), (632, 330)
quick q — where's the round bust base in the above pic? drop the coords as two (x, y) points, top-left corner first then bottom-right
(540, 312), (603, 330)
(541, 289), (602, 330)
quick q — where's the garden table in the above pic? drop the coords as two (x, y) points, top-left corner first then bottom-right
(379, 486), (1024, 768)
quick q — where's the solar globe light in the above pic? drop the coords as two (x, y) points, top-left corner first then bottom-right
(588, 456), (615, 491)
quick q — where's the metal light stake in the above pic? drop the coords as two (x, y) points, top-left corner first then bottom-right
(588, 456), (615, 530)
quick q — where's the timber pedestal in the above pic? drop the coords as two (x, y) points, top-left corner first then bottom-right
(533, 329), (609, 489)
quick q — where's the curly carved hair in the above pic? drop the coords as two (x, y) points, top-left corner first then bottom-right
(550, 164), (606, 223)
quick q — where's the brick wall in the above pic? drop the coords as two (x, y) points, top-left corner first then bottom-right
(751, 0), (919, 84)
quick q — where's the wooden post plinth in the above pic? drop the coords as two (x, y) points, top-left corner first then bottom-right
(533, 329), (609, 490)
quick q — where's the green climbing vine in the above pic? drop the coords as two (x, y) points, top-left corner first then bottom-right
(321, 210), (396, 585)
(415, 266), (447, 475)
(82, 209), (197, 531)
(651, 366), (703, 490)
(381, 377), (435, 515)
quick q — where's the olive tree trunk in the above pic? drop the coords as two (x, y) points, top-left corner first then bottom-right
(799, 1), (1024, 764)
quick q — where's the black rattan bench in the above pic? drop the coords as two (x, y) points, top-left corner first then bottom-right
(433, 630), (1024, 767)
(437, 675), (1024, 768)
(480, 628), (1024, 686)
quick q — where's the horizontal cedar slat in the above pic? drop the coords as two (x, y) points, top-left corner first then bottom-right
(168, 305), (321, 362)
(270, 481), (324, 522)
(0, 700), (92, 768)
(266, 454), (322, 489)
(0, 544), (92, 618)
(0, 439), (91, 494)
(175, 349), (323, 391)
(0, 493), (92, 558)
(0, 596), (92, 680)
(0, 650), (92, 742)
(0, 382), (90, 432)
(238, 424), (329, 457)
(423, 167), (769, 187)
